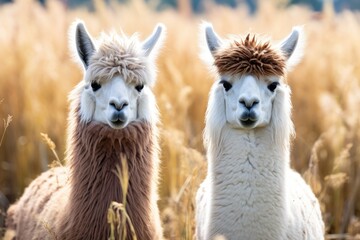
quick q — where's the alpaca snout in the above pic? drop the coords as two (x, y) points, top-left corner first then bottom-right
(109, 99), (128, 111)
(108, 99), (129, 127)
(240, 109), (258, 121)
(239, 97), (259, 111)
(111, 111), (127, 122)
(240, 109), (258, 127)
(109, 110), (128, 128)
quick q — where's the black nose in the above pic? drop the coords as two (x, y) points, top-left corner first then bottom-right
(109, 100), (128, 111)
(239, 98), (259, 110)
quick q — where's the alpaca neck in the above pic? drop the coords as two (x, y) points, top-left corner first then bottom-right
(206, 125), (290, 239)
(61, 114), (158, 240)
(209, 125), (289, 175)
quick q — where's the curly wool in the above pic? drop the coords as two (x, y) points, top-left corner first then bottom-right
(214, 34), (286, 77)
(86, 33), (153, 86)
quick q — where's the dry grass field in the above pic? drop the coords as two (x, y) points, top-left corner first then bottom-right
(0, 0), (360, 239)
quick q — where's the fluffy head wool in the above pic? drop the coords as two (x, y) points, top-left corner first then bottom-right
(213, 34), (286, 78)
(85, 33), (155, 86)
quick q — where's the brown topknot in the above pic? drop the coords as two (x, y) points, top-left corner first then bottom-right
(214, 34), (286, 78)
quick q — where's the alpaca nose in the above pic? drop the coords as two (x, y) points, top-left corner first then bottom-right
(109, 100), (128, 111)
(239, 97), (259, 110)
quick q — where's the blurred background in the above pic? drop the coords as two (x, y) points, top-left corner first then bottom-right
(0, 0), (360, 239)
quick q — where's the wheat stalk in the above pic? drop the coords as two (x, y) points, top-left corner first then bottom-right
(40, 133), (63, 167)
(0, 115), (12, 148)
(107, 155), (137, 240)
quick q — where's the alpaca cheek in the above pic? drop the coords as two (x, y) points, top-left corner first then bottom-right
(263, 100), (272, 117)
(80, 91), (96, 122)
(126, 104), (137, 123)
(225, 104), (239, 126)
(137, 90), (157, 123)
(262, 110), (272, 126)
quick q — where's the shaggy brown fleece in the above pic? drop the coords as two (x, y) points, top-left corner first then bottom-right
(5, 104), (162, 239)
(58, 106), (161, 240)
(214, 34), (286, 77)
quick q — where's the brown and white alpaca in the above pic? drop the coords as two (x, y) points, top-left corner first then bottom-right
(196, 24), (324, 240)
(5, 20), (165, 240)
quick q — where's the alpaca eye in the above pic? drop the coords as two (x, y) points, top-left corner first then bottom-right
(135, 84), (144, 92)
(267, 82), (279, 92)
(91, 82), (101, 92)
(219, 80), (232, 92)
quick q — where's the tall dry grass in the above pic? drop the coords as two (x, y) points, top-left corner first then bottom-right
(0, 0), (360, 239)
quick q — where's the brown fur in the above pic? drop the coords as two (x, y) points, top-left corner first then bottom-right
(5, 100), (162, 240)
(58, 104), (161, 240)
(214, 34), (286, 77)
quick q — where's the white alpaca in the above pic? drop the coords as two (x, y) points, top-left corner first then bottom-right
(196, 24), (324, 240)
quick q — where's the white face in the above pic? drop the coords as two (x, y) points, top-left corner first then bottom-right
(72, 21), (165, 129)
(81, 76), (145, 129)
(201, 23), (304, 130)
(219, 75), (280, 129)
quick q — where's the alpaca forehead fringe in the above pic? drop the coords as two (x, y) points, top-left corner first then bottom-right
(214, 34), (286, 78)
(87, 32), (152, 86)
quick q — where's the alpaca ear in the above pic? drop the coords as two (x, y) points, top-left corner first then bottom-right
(74, 21), (95, 69)
(202, 22), (222, 56)
(142, 23), (166, 57)
(279, 26), (305, 70)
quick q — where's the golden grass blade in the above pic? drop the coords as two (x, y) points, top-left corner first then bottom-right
(40, 133), (62, 167)
(108, 156), (137, 240)
(0, 115), (12, 148)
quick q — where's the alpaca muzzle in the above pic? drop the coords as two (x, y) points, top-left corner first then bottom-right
(240, 109), (258, 127)
(109, 110), (128, 128)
